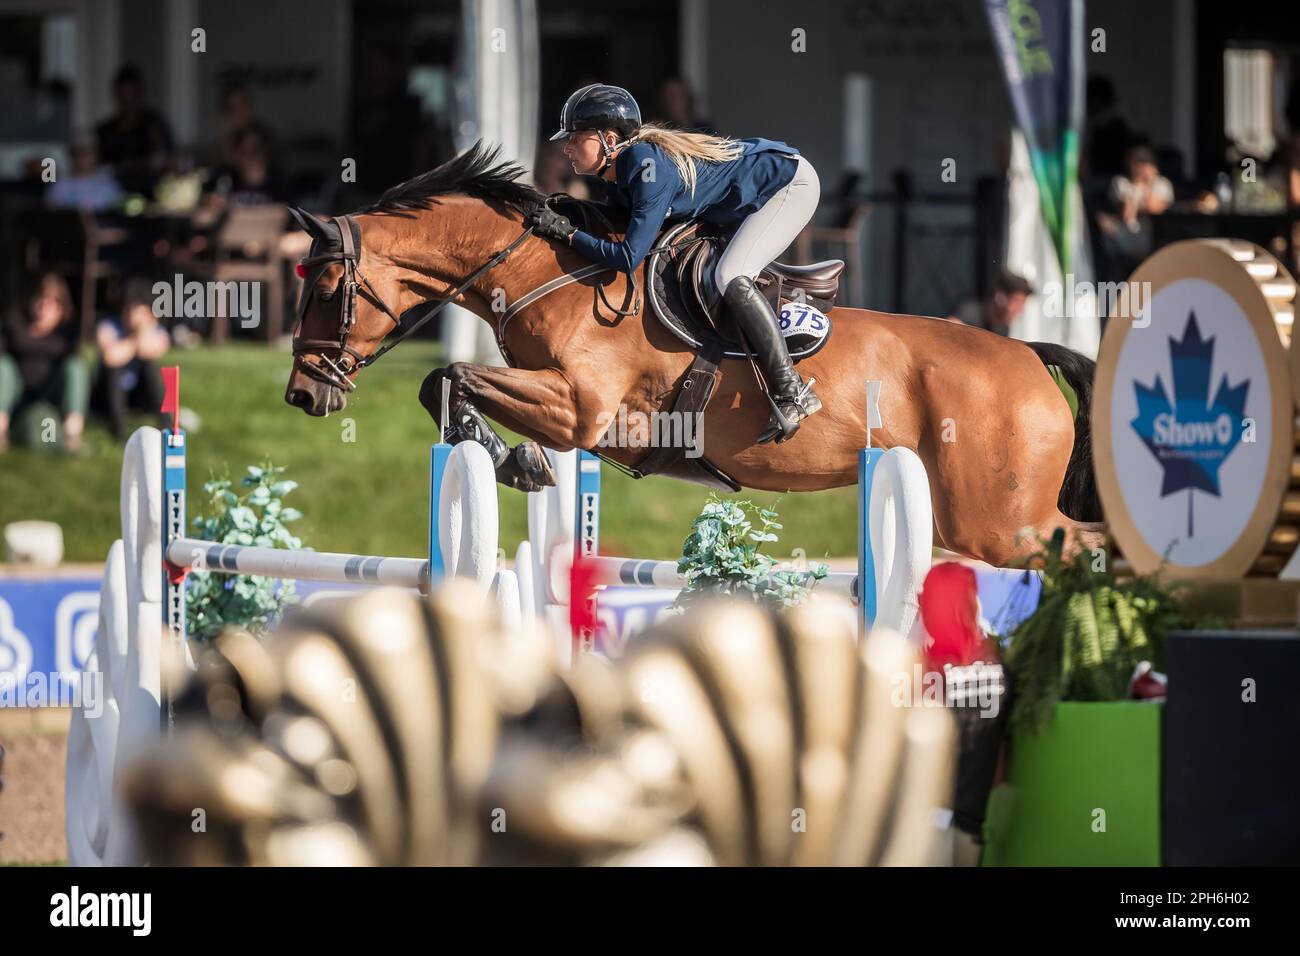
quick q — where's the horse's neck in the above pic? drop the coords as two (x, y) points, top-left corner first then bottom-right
(376, 201), (540, 323)
(369, 199), (638, 368)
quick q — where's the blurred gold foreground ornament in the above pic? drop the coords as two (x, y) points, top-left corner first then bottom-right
(124, 582), (955, 866)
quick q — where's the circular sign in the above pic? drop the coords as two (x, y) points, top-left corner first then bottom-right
(1093, 240), (1298, 578)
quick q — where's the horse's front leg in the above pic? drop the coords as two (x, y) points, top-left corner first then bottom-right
(419, 363), (599, 493)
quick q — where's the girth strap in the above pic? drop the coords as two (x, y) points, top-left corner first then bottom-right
(622, 342), (740, 492)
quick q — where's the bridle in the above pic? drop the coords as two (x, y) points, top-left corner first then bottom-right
(291, 213), (534, 392)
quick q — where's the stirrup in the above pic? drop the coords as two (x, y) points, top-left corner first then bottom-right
(758, 379), (821, 445)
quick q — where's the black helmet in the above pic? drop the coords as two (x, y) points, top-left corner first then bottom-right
(549, 83), (641, 142)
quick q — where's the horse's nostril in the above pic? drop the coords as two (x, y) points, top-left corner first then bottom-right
(285, 388), (311, 409)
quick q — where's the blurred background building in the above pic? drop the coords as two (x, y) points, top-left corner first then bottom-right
(0, 0), (1298, 346)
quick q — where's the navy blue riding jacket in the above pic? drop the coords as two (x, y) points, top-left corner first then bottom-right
(569, 137), (801, 274)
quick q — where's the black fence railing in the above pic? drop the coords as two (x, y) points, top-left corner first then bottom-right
(869, 170), (1006, 317)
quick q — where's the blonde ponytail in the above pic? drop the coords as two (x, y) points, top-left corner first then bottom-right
(623, 123), (743, 195)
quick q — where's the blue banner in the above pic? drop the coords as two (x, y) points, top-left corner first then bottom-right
(0, 576), (101, 706)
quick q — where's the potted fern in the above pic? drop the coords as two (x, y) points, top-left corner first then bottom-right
(982, 530), (1202, 866)
(674, 497), (828, 613)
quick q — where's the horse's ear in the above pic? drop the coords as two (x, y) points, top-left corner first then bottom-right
(288, 206), (331, 240)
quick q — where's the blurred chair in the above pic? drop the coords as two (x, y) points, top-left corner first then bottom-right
(192, 204), (287, 343)
(22, 208), (125, 340)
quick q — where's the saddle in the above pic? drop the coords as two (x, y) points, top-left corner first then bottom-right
(646, 220), (843, 362)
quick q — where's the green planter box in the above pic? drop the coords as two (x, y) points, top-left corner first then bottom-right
(982, 701), (1161, 866)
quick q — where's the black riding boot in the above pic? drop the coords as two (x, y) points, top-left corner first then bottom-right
(723, 276), (822, 443)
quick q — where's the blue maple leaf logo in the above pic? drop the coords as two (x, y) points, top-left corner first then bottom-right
(1130, 313), (1249, 537)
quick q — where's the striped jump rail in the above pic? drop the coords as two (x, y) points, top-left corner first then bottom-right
(586, 555), (857, 597)
(166, 537), (430, 592)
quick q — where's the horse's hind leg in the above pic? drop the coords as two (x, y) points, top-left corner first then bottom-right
(419, 364), (593, 493)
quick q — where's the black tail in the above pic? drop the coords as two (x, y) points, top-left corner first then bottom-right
(1028, 341), (1102, 522)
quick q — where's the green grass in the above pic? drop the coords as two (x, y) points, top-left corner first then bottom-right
(1, 861), (66, 866)
(0, 344), (859, 563)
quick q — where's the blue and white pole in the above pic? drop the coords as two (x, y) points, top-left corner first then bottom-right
(572, 450), (602, 654)
(161, 427), (187, 732)
(427, 379), (454, 587)
(858, 381), (884, 637)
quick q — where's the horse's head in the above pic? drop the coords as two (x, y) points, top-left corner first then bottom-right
(284, 208), (404, 416)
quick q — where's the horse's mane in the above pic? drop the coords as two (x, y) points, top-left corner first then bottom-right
(356, 140), (620, 232)
(357, 141), (542, 214)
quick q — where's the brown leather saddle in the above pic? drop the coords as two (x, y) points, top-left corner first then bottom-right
(646, 220), (843, 361)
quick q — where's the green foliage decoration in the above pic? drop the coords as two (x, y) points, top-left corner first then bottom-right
(183, 461), (303, 644)
(675, 496), (827, 613)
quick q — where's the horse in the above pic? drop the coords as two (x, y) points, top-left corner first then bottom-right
(284, 143), (1102, 567)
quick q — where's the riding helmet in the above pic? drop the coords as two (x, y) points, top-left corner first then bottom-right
(549, 83), (641, 142)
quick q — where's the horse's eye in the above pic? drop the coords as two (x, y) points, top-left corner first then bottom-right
(319, 289), (335, 301)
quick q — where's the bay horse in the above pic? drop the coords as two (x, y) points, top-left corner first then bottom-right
(284, 143), (1101, 567)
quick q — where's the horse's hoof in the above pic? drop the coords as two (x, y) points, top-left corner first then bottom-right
(501, 441), (557, 493)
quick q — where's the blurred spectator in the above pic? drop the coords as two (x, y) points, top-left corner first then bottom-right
(210, 127), (286, 207)
(0, 273), (88, 453)
(1095, 144), (1173, 276)
(347, 44), (440, 204)
(950, 271), (1033, 336)
(93, 278), (170, 439)
(649, 76), (715, 134)
(95, 65), (173, 197)
(532, 140), (589, 199)
(34, 79), (73, 135)
(1084, 76), (1135, 180)
(217, 84), (274, 168)
(1109, 144), (1174, 224)
(46, 137), (123, 212)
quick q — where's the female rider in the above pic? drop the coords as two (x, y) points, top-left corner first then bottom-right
(527, 83), (822, 443)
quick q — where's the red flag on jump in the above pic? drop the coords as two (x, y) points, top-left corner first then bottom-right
(160, 365), (180, 433)
(569, 557), (600, 650)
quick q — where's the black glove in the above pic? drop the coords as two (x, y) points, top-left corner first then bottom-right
(527, 206), (577, 243)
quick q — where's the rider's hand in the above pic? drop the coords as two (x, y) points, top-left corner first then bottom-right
(526, 206), (577, 244)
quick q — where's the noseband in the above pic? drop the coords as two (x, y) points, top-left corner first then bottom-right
(291, 214), (534, 392)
